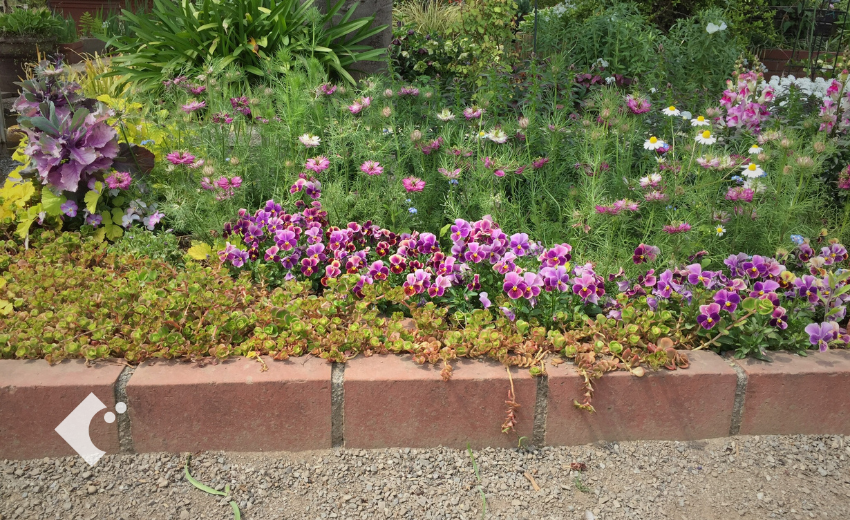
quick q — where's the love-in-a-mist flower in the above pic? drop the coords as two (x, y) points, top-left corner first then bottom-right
(742, 162), (765, 178)
(488, 128), (508, 144)
(463, 106), (483, 120)
(695, 130), (717, 145)
(305, 156), (330, 173)
(697, 303), (721, 329)
(438, 167), (461, 179)
(360, 160), (383, 176)
(626, 94), (651, 114)
(644, 136), (665, 150)
(662, 106), (681, 116)
(105, 171), (132, 190)
(166, 151), (195, 165)
(690, 115), (709, 126)
(436, 109), (455, 121)
(402, 176), (425, 192)
(181, 100), (206, 113)
(532, 157), (549, 169)
(639, 173), (662, 188)
(299, 134), (320, 147)
(320, 83), (337, 95)
(749, 144), (762, 154)
(663, 222), (691, 234)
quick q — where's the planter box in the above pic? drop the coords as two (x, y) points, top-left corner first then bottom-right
(0, 36), (57, 97)
(58, 40), (84, 64)
(48, 0), (135, 23)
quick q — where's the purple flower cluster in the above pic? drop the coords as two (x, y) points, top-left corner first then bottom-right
(230, 97), (252, 118)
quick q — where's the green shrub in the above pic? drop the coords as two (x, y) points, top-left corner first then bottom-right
(0, 7), (63, 38)
(108, 0), (387, 88)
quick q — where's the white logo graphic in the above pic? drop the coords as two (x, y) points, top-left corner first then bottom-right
(55, 393), (127, 466)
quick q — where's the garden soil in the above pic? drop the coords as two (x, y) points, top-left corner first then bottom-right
(2, 435), (849, 520)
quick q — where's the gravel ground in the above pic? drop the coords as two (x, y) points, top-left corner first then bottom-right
(2, 435), (849, 520)
(0, 155), (18, 185)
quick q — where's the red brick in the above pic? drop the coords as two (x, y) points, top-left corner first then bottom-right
(126, 356), (331, 452)
(546, 351), (737, 445)
(344, 356), (536, 449)
(736, 350), (850, 435)
(0, 360), (124, 460)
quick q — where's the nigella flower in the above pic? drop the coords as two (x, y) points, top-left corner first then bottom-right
(697, 303), (722, 329)
(181, 100), (206, 113)
(436, 109), (455, 122)
(714, 290), (741, 313)
(360, 160), (383, 176)
(439, 167), (461, 179)
(644, 190), (668, 202)
(488, 129), (508, 144)
(494, 169), (506, 177)
(726, 187), (754, 202)
(463, 106), (483, 120)
(639, 173), (662, 188)
(532, 157), (549, 169)
(166, 151), (196, 165)
(212, 112), (233, 124)
(61, 200), (78, 217)
(644, 136), (665, 151)
(662, 106), (681, 116)
(402, 176), (425, 192)
(690, 115), (710, 126)
(399, 86), (420, 96)
(299, 134), (321, 147)
(230, 96), (251, 117)
(305, 156), (330, 173)
(633, 244), (660, 264)
(695, 130), (717, 145)
(805, 322), (839, 352)
(625, 94), (651, 114)
(105, 171), (132, 190)
(320, 83), (337, 95)
(663, 222), (691, 234)
(189, 85), (206, 95)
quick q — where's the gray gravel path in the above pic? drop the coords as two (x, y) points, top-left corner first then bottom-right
(0, 155), (17, 185)
(2, 435), (849, 520)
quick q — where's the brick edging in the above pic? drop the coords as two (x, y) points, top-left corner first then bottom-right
(2, 350), (850, 460)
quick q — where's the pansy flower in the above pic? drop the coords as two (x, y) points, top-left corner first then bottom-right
(697, 303), (722, 329)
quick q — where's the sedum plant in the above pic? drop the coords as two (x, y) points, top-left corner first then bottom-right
(108, 0), (387, 88)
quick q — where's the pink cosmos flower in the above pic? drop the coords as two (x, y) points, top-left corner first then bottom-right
(305, 156), (330, 173)
(402, 176), (425, 192)
(166, 151), (196, 165)
(181, 100), (206, 113)
(360, 160), (383, 176)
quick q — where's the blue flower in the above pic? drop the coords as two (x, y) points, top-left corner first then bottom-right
(409, 207), (418, 214)
(731, 175), (743, 183)
(140, 139), (155, 146)
(790, 234), (805, 245)
(449, 179), (459, 185)
(405, 198), (411, 203)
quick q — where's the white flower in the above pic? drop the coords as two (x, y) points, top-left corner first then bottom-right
(706, 21), (727, 34)
(695, 130), (717, 145)
(680, 111), (692, 120)
(662, 106), (680, 117)
(488, 128), (508, 144)
(690, 115), (710, 126)
(650, 87), (657, 94)
(748, 144), (763, 154)
(436, 109), (455, 122)
(715, 225), (726, 236)
(605, 76), (616, 85)
(644, 136), (665, 150)
(742, 163), (765, 178)
(743, 179), (768, 193)
(595, 58), (609, 68)
(299, 133), (320, 147)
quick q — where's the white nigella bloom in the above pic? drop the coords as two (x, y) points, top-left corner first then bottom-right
(436, 109), (455, 122)
(743, 179), (767, 193)
(488, 128), (508, 144)
(706, 21), (727, 34)
(715, 225), (726, 236)
(644, 136), (665, 150)
(695, 130), (716, 145)
(299, 133), (321, 147)
(748, 144), (763, 154)
(680, 111), (692, 120)
(742, 162), (765, 178)
(691, 115), (710, 126)
(662, 106), (680, 116)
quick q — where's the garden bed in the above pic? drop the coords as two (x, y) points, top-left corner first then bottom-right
(2, 349), (850, 461)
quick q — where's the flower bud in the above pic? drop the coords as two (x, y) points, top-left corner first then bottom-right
(203, 164), (215, 176)
(264, 87), (273, 96)
(384, 89), (393, 98)
(783, 165), (793, 175)
(518, 116), (529, 129)
(757, 153), (768, 162)
(229, 157), (240, 166)
(796, 156), (814, 168)
(410, 129), (422, 142)
(424, 91), (432, 99)
(780, 138), (792, 149)
(814, 141), (826, 153)
(600, 108), (611, 119)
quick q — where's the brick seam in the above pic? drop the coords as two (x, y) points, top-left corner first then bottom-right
(728, 360), (748, 436)
(331, 362), (345, 448)
(115, 365), (136, 454)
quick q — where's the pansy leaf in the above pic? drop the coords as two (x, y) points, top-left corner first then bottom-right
(84, 184), (103, 213)
(41, 189), (66, 216)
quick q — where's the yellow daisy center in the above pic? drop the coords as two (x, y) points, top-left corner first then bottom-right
(697, 116), (705, 122)
(668, 106), (676, 111)
(650, 136), (658, 144)
(702, 131), (711, 139)
(751, 145), (759, 149)
(748, 164), (757, 171)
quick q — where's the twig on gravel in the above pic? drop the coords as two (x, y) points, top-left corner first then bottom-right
(466, 444), (487, 519)
(523, 471), (540, 492)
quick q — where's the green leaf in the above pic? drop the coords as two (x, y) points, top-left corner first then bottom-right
(188, 242), (213, 260)
(741, 297), (758, 313)
(41, 190), (66, 217)
(185, 456), (241, 520)
(440, 224), (451, 237)
(757, 299), (774, 315)
(84, 184), (103, 213)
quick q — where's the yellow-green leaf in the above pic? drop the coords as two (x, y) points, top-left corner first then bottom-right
(84, 184), (103, 213)
(188, 241), (213, 260)
(0, 299), (12, 316)
(41, 189), (66, 217)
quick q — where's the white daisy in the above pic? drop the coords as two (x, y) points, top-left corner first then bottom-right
(690, 115), (710, 126)
(436, 109), (455, 122)
(748, 144), (763, 154)
(742, 162), (765, 178)
(298, 133), (321, 147)
(695, 130), (717, 145)
(662, 106), (681, 117)
(715, 225), (726, 236)
(488, 128), (508, 144)
(644, 136), (665, 150)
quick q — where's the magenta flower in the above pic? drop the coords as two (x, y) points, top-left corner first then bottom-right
(572, 273), (599, 303)
(626, 94), (651, 114)
(306, 156), (330, 173)
(105, 171), (132, 190)
(427, 274), (452, 297)
(697, 303), (722, 330)
(463, 106), (483, 120)
(181, 100), (206, 113)
(805, 322), (838, 352)
(402, 176), (425, 192)
(503, 271), (527, 300)
(769, 306), (788, 330)
(360, 160), (383, 176)
(230, 97), (251, 117)
(61, 200), (78, 217)
(212, 112), (234, 124)
(663, 222), (691, 234)
(509, 233), (530, 256)
(403, 269), (431, 296)
(439, 167), (461, 179)
(633, 244), (660, 264)
(540, 266), (570, 292)
(320, 83), (337, 95)
(532, 157), (549, 169)
(479, 292), (492, 309)
(166, 151), (196, 165)
(713, 290), (741, 313)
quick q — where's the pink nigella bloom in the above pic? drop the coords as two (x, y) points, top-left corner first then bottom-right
(320, 83), (337, 95)
(438, 167), (461, 179)
(532, 157), (549, 169)
(166, 151), (196, 165)
(360, 160), (383, 176)
(463, 106), (483, 119)
(305, 156), (330, 173)
(402, 177), (425, 192)
(348, 96), (372, 114)
(105, 171), (132, 190)
(626, 94), (651, 114)
(399, 86), (420, 96)
(189, 85), (206, 95)
(212, 112), (233, 124)
(181, 100), (206, 113)
(663, 222), (692, 234)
